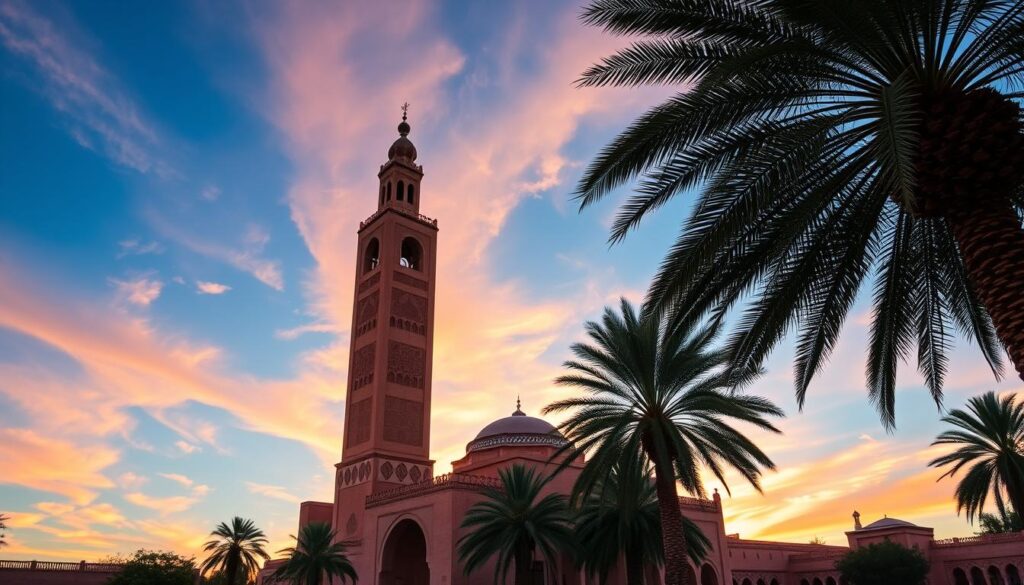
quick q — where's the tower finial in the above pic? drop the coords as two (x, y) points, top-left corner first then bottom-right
(397, 102), (411, 138)
(512, 395), (525, 416)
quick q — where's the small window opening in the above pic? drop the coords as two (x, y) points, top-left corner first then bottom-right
(386, 182), (392, 201)
(379, 184), (385, 207)
(363, 238), (380, 273)
(399, 237), (422, 271)
(397, 180), (405, 202)
(408, 184), (415, 205)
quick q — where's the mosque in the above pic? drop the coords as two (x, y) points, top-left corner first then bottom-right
(253, 116), (1024, 585)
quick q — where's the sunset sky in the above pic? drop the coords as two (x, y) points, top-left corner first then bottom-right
(1, 0), (1021, 562)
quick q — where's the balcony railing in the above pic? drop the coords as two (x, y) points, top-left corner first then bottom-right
(931, 532), (1024, 548)
(359, 201), (438, 230)
(366, 472), (501, 508)
(0, 560), (122, 572)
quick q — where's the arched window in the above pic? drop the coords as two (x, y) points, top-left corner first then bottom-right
(971, 567), (988, 585)
(397, 180), (405, 202)
(826, 578), (837, 585)
(813, 579), (823, 585)
(953, 568), (970, 585)
(363, 238), (380, 273)
(757, 580), (766, 585)
(741, 579), (752, 585)
(386, 182), (392, 201)
(379, 184), (385, 207)
(771, 580), (780, 585)
(1007, 565), (1022, 585)
(407, 183), (415, 204)
(800, 580), (810, 585)
(400, 237), (422, 271)
(990, 566), (1007, 585)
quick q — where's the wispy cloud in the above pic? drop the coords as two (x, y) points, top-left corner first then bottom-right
(147, 212), (284, 290)
(200, 185), (221, 201)
(196, 281), (231, 295)
(109, 275), (163, 306)
(117, 239), (164, 259)
(0, 0), (171, 175)
(245, 482), (300, 504)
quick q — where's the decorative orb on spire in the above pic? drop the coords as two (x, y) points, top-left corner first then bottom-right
(388, 102), (417, 162)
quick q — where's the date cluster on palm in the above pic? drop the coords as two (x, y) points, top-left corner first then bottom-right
(912, 87), (1024, 217)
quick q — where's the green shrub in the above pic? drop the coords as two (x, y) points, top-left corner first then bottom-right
(836, 540), (929, 585)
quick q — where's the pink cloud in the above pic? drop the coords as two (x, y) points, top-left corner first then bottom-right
(196, 281), (231, 295)
(109, 276), (163, 306)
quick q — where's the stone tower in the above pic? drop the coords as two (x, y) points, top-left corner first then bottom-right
(333, 109), (438, 541)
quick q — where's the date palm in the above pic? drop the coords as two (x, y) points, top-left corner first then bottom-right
(272, 522), (356, 585)
(458, 464), (575, 585)
(575, 0), (1024, 427)
(0, 513), (7, 548)
(929, 391), (1024, 523)
(544, 299), (783, 585)
(575, 455), (709, 585)
(200, 517), (270, 585)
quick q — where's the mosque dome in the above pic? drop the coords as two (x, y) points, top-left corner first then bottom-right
(860, 517), (917, 530)
(387, 116), (417, 162)
(466, 400), (568, 453)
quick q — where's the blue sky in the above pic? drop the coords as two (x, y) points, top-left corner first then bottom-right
(0, 0), (1019, 561)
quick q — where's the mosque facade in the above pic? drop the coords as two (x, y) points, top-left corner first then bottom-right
(254, 118), (1024, 585)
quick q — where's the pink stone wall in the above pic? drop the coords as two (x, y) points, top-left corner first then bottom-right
(0, 567), (120, 585)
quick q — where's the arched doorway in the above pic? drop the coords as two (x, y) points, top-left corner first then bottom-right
(953, 568), (970, 585)
(379, 519), (429, 585)
(971, 567), (988, 585)
(700, 564), (718, 585)
(1007, 565), (1023, 585)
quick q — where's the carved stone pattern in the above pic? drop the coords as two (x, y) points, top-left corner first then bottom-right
(355, 291), (379, 337)
(383, 396), (424, 446)
(373, 457), (432, 485)
(350, 343), (375, 390)
(358, 271), (380, 294)
(345, 399), (372, 446)
(346, 513), (358, 536)
(339, 458), (372, 488)
(393, 272), (427, 290)
(386, 341), (425, 389)
(389, 289), (427, 335)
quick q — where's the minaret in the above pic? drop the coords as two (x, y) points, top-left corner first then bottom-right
(333, 107), (439, 541)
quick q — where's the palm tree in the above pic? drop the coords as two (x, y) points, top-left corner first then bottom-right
(930, 391), (1024, 523)
(272, 522), (357, 585)
(544, 299), (783, 585)
(573, 0), (1024, 427)
(200, 517), (270, 585)
(575, 455), (709, 585)
(0, 513), (7, 548)
(977, 509), (1022, 534)
(457, 464), (575, 585)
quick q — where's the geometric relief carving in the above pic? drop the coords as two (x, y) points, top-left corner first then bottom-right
(346, 399), (372, 446)
(389, 289), (427, 335)
(386, 341), (425, 389)
(350, 343), (375, 390)
(358, 271), (380, 294)
(394, 271), (427, 290)
(338, 458), (373, 488)
(383, 395), (424, 446)
(355, 290), (379, 337)
(374, 456), (431, 485)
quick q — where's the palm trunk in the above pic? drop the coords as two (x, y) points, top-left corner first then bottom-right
(651, 456), (694, 585)
(226, 554), (239, 585)
(624, 542), (645, 585)
(947, 204), (1024, 380)
(515, 543), (533, 585)
(1004, 466), (1024, 526)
